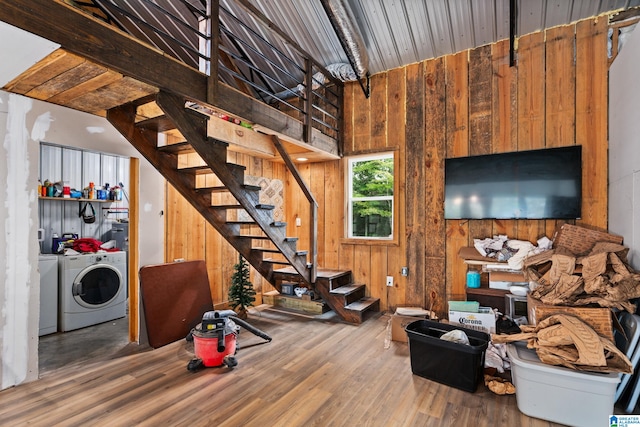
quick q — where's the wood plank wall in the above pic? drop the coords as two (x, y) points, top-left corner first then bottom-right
(165, 18), (609, 318)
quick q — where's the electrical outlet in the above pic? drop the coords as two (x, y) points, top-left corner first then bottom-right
(295, 217), (302, 227)
(386, 276), (394, 287)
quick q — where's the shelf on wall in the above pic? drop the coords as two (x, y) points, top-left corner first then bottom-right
(38, 196), (113, 203)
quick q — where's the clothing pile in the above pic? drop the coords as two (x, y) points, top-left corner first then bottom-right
(72, 238), (119, 253)
(473, 235), (553, 270)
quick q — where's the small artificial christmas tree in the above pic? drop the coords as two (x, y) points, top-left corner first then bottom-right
(228, 253), (256, 319)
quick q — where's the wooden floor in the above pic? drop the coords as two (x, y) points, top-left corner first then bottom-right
(0, 308), (562, 427)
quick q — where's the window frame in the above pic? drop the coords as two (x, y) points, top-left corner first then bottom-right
(344, 151), (397, 244)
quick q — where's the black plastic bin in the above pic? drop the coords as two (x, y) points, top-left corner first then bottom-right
(405, 319), (490, 392)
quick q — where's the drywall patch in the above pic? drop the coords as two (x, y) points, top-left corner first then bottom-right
(31, 111), (53, 142)
(86, 126), (105, 134)
(2, 94), (34, 388)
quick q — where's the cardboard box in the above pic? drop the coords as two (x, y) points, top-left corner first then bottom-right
(391, 307), (430, 342)
(489, 270), (528, 290)
(448, 307), (496, 334)
(527, 294), (614, 341)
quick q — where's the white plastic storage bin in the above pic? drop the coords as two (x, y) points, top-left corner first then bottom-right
(507, 342), (619, 427)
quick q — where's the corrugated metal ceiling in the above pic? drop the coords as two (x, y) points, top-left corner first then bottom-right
(79, 0), (640, 99)
(248, 0), (640, 76)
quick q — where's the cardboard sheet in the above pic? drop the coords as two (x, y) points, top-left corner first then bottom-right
(527, 294), (614, 341)
(458, 246), (508, 265)
(492, 314), (632, 374)
(554, 224), (623, 256)
(139, 260), (214, 348)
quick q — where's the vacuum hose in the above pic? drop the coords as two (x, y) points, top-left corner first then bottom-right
(199, 310), (272, 343)
(230, 316), (272, 342)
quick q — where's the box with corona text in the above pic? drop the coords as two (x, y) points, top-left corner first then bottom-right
(448, 307), (496, 334)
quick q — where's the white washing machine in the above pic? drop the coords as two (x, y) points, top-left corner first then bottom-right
(58, 251), (127, 332)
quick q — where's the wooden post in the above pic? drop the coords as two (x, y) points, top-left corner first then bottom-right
(128, 157), (140, 342)
(208, 0), (220, 103)
(304, 58), (314, 144)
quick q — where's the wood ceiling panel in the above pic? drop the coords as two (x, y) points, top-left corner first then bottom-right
(65, 76), (157, 116)
(4, 49), (85, 94)
(47, 69), (122, 105)
(25, 61), (110, 100)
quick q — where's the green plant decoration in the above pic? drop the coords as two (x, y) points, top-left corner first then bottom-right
(228, 253), (256, 319)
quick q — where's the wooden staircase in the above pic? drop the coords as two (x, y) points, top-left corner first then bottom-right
(273, 267), (380, 324)
(106, 90), (379, 323)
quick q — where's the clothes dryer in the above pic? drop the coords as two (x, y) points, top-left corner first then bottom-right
(58, 251), (127, 332)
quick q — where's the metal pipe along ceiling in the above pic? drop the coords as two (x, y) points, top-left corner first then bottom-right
(320, 0), (370, 92)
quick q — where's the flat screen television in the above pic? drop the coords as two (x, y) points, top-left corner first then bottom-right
(444, 146), (582, 220)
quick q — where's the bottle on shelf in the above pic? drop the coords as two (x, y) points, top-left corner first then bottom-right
(43, 179), (51, 197)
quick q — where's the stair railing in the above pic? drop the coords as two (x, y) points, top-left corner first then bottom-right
(271, 135), (317, 285)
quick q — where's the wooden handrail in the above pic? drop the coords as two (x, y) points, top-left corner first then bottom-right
(271, 135), (318, 284)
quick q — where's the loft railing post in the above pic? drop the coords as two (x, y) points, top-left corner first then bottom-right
(208, 0), (219, 103)
(304, 58), (313, 144)
(337, 82), (344, 156)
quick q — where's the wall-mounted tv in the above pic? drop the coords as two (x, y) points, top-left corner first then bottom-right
(444, 146), (582, 220)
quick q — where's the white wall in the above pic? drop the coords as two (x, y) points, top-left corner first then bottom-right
(0, 90), (165, 389)
(609, 24), (640, 269)
(0, 93), (40, 388)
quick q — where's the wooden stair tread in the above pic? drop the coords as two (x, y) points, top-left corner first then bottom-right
(157, 141), (193, 154)
(196, 184), (262, 193)
(212, 203), (273, 211)
(238, 235), (270, 240)
(274, 267), (351, 280)
(226, 221), (257, 225)
(330, 284), (365, 295)
(345, 297), (380, 312)
(251, 247), (280, 253)
(263, 258), (291, 265)
(136, 115), (176, 132)
(179, 165), (213, 175)
(180, 163), (246, 175)
(196, 186), (227, 193)
(211, 204), (242, 209)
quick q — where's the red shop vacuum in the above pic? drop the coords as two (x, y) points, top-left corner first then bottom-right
(186, 310), (271, 371)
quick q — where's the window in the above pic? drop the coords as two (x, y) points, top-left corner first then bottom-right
(347, 153), (394, 239)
